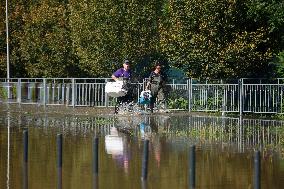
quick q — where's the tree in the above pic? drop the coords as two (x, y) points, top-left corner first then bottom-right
(245, 0), (284, 77)
(1, 0), (283, 79)
(19, 0), (77, 77)
(160, 0), (277, 78)
(68, 0), (164, 78)
(0, 0), (29, 78)
(0, 0), (7, 77)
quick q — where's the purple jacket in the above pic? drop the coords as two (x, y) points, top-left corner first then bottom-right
(113, 68), (131, 79)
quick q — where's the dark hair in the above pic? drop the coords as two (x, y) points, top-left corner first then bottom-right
(154, 63), (162, 71)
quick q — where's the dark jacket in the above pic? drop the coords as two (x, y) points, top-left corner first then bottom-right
(148, 71), (166, 89)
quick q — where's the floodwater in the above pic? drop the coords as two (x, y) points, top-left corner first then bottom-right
(0, 111), (284, 189)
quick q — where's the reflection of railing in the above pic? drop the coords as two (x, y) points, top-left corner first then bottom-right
(0, 114), (115, 136)
(168, 116), (284, 152)
(1, 113), (283, 154)
(1, 78), (284, 115)
(3, 112), (278, 188)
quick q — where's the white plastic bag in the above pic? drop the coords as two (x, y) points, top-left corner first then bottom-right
(105, 81), (127, 97)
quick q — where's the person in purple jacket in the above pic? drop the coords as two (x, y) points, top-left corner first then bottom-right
(112, 60), (133, 113)
(112, 60), (132, 81)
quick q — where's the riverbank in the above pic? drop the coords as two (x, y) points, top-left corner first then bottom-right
(0, 104), (112, 116)
(1, 103), (283, 121)
(0, 103), (212, 117)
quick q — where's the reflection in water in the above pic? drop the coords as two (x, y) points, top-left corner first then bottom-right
(105, 127), (130, 174)
(141, 180), (147, 189)
(0, 113), (283, 152)
(138, 122), (151, 139)
(114, 115), (170, 170)
(151, 134), (161, 168)
(6, 111), (10, 189)
(57, 167), (62, 189)
(0, 111), (284, 189)
(57, 134), (63, 189)
(23, 162), (28, 189)
(137, 118), (164, 168)
(23, 130), (28, 189)
(93, 174), (98, 189)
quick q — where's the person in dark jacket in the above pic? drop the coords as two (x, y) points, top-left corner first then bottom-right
(146, 63), (167, 113)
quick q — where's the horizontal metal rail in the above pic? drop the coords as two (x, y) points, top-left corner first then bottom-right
(1, 78), (284, 115)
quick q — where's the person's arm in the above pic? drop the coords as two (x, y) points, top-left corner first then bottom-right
(146, 72), (153, 90)
(112, 74), (119, 81)
(112, 69), (121, 81)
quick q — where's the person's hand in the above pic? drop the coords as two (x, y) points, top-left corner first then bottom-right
(145, 83), (150, 90)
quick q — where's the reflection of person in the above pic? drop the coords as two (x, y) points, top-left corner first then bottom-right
(105, 127), (130, 174)
(151, 135), (161, 168)
(149, 115), (170, 167)
(146, 63), (167, 113)
(141, 117), (162, 168)
(112, 60), (133, 113)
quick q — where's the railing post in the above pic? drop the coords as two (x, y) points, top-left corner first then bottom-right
(105, 93), (109, 108)
(42, 78), (47, 107)
(239, 79), (243, 116)
(221, 79), (226, 116)
(27, 81), (31, 100)
(17, 78), (21, 104)
(61, 83), (65, 105)
(66, 83), (70, 106)
(105, 81), (108, 107)
(187, 78), (192, 112)
(72, 78), (76, 108)
(7, 79), (11, 99)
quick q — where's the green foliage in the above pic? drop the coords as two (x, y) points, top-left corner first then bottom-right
(68, 0), (163, 77)
(167, 96), (188, 109)
(18, 1), (77, 77)
(245, 0), (284, 77)
(0, 86), (7, 99)
(0, 0), (283, 78)
(0, 83), (16, 99)
(273, 51), (284, 77)
(167, 89), (188, 109)
(160, 0), (276, 78)
(0, 0), (6, 77)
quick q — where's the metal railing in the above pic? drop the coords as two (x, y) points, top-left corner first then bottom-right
(1, 78), (284, 115)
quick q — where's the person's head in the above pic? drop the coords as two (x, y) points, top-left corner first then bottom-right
(123, 60), (130, 70)
(154, 63), (162, 73)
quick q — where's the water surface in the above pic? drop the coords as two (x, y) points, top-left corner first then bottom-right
(0, 112), (284, 189)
